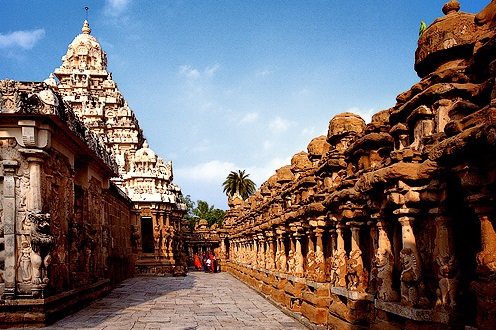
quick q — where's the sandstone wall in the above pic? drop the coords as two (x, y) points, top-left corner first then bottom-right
(223, 2), (496, 329)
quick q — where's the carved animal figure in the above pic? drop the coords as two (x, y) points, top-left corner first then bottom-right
(29, 212), (54, 291)
(375, 248), (397, 301)
(400, 248), (421, 307)
(436, 253), (459, 309)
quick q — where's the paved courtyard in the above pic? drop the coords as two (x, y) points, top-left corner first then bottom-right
(28, 271), (308, 329)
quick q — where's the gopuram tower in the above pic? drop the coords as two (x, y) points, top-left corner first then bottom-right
(49, 21), (187, 274)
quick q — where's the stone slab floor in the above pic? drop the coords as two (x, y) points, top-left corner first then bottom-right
(9, 271), (308, 330)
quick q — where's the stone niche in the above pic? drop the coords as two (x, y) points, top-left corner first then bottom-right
(222, 1), (496, 329)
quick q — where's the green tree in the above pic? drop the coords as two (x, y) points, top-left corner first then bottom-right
(181, 196), (226, 229)
(181, 195), (196, 228)
(222, 169), (256, 200)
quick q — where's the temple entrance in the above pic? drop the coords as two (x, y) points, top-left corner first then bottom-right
(141, 217), (154, 253)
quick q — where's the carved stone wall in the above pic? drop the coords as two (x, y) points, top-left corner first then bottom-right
(222, 2), (496, 329)
(0, 80), (134, 326)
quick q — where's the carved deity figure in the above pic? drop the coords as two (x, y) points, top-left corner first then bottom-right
(436, 253), (459, 309)
(314, 249), (326, 282)
(287, 250), (295, 274)
(331, 249), (348, 287)
(29, 212), (54, 296)
(279, 249), (287, 272)
(153, 224), (161, 250)
(400, 248), (422, 307)
(374, 248), (397, 301)
(347, 250), (368, 292)
(306, 250), (316, 279)
(131, 225), (141, 253)
(18, 238), (32, 283)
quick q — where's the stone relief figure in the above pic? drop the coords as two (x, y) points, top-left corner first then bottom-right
(400, 248), (422, 307)
(18, 237), (32, 283)
(314, 249), (326, 282)
(331, 249), (348, 287)
(131, 225), (141, 253)
(279, 249), (287, 272)
(436, 253), (459, 309)
(287, 250), (295, 274)
(29, 212), (54, 295)
(374, 248), (398, 301)
(153, 224), (161, 250)
(306, 250), (316, 279)
(346, 250), (368, 292)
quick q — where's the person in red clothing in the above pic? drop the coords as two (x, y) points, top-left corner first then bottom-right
(193, 253), (202, 270)
(209, 252), (216, 272)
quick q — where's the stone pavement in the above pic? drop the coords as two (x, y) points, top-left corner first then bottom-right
(20, 271), (309, 329)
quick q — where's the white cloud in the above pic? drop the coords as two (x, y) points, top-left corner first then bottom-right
(175, 160), (236, 182)
(347, 107), (374, 124)
(269, 116), (294, 133)
(204, 64), (220, 77)
(0, 29), (45, 50)
(263, 140), (273, 150)
(105, 0), (131, 16)
(239, 112), (259, 124)
(256, 69), (271, 77)
(179, 65), (201, 79)
(246, 157), (291, 185)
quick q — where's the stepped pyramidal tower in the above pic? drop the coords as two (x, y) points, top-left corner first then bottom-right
(49, 21), (187, 274)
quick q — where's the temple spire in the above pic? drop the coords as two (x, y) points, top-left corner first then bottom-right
(82, 20), (91, 35)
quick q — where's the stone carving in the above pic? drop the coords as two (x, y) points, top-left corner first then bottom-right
(18, 237), (32, 283)
(287, 250), (295, 274)
(400, 248), (422, 307)
(435, 253), (459, 309)
(346, 249), (368, 292)
(131, 225), (141, 253)
(374, 248), (397, 301)
(29, 212), (54, 296)
(331, 250), (348, 287)
(153, 224), (161, 250)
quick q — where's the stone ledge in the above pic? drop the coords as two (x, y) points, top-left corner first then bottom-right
(331, 287), (374, 301)
(374, 300), (463, 325)
(0, 279), (112, 328)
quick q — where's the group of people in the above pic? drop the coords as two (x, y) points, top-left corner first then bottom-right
(193, 251), (219, 273)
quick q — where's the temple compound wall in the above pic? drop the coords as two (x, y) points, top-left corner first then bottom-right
(222, 2), (496, 329)
(0, 80), (133, 325)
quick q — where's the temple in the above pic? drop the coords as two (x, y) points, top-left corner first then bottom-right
(1, 1), (496, 329)
(221, 1), (496, 329)
(0, 20), (186, 325)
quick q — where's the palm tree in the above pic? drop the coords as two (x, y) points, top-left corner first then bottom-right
(222, 170), (256, 200)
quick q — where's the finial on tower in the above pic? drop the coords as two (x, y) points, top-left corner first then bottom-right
(82, 7), (91, 34)
(82, 20), (91, 35)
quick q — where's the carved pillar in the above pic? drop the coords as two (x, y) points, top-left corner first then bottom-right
(314, 228), (326, 282)
(374, 219), (397, 301)
(266, 233), (275, 270)
(432, 209), (458, 309)
(397, 213), (422, 307)
(347, 222), (367, 292)
(287, 232), (296, 274)
(306, 229), (316, 279)
(333, 224), (347, 287)
(20, 151), (48, 213)
(294, 230), (304, 276)
(2, 160), (19, 299)
(279, 230), (287, 272)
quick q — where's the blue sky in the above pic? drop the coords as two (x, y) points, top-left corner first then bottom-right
(1, 0), (487, 210)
